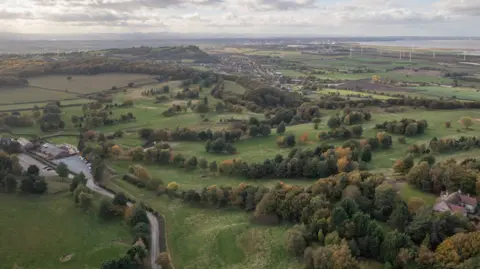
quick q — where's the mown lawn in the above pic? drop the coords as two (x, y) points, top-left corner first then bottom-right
(103, 175), (303, 269)
(0, 194), (131, 269)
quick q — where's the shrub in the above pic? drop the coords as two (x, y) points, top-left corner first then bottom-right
(167, 182), (179, 192)
(398, 136), (406, 144)
(445, 121), (451, 128)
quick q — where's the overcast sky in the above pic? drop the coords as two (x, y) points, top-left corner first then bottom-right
(0, 0), (479, 36)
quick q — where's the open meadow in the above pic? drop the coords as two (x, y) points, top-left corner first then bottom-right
(103, 174), (303, 269)
(27, 73), (158, 94)
(0, 194), (131, 269)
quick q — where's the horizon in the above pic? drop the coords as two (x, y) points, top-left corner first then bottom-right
(1, 1), (479, 36)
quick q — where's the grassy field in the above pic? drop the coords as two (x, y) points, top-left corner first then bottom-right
(318, 89), (393, 100)
(0, 86), (79, 103)
(0, 98), (92, 111)
(103, 175), (303, 269)
(28, 73), (158, 94)
(224, 80), (248, 94)
(0, 194), (131, 269)
(408, 86), (480, 101)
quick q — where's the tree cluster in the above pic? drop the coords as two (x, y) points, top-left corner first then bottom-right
(375, 118), (428, 136)
(405, 158), (479, 195)
(205, 138), (237, 154)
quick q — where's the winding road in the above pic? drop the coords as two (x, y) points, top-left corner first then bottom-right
(24, 153), (160, 269)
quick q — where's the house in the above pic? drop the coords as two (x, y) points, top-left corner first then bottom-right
(433, 191), (477, 216)
(16, 137), (33, 150)
(40, 143), (72, 160)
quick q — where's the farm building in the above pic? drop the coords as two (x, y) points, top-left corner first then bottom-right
(40, 143), (72, 160)
(433, 191), (478, 216)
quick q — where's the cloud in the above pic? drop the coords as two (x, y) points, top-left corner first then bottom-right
(335, 8), (450, 24)
(236, 0), (316, 11)
(0, 9), (34, 20)
(435, 0), (480, 16)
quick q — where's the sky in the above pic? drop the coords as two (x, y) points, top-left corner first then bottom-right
(0, 0), (479, 36)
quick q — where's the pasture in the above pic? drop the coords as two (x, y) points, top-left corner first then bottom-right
(103, 175), (303, 269)
(0, 86), (79, 104)
(0, 98), (92, 111)
(0, 194), (131, 269)
(27, 73), (158, 94)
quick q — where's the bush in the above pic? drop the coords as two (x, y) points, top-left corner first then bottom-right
(167, 182), (179, 192)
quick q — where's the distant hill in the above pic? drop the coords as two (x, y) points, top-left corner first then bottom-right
(106, 45), (218, 63)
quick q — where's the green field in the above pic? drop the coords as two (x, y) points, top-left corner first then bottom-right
(28, 73), (158, 94)
(0, 194), (131, 269)
(408, 86), (480, 101)
(0, 98), (92, 111)
(224, 80), (248, 94)
(103, 175), (302, 269)
(318, 89), (393, 100)
(0, 86), (79, 103)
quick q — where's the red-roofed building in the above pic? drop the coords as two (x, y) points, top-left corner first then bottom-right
(433, 190), (478, 216)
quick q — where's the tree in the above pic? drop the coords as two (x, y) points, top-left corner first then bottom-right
(70, 172), (87, 192)
(129, 204), (149, 227)
(285, 228), (307, 257)
(113, 192), (128, 206)
(56, 162), (69, 180)
(209, 161), (218, 172)
(277, 121), (286, 134)
(156, 252), (172, 269)
(407, 197), (425, 214)
(132, 222), (150, 238)
(388, 201), (411, 232)
(460, 117), (474, 130)
(26, 165), (40, 176)
(199, 158), (208, 170)
(445, 121), (451, 128)
(110, 145), (123, 159)
(360, 146), (372, 162)
(98, 198), (117, 220)
(327, 116), (341, 128)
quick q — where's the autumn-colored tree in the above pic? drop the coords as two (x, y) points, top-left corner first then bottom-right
(407, 197), (425, 214)
(376, 131), (385, 143)
(435, 232), (480, 266)
(392, 160), (405, 174)
(335, 147), (352, 159)
(110, 145), (123, 159)
(460, 117), (474, 130)
(337, 156), (350, 172)
(130, 146), (144, 161)
(299, 132), (309, 144)
(128, 164), (151, 182)
(156, 252), (172, 269)
(167, 182), (179, 192)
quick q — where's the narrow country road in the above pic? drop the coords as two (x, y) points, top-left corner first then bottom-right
(25, 153), (160, 269)
(85, 175), (160, 269)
